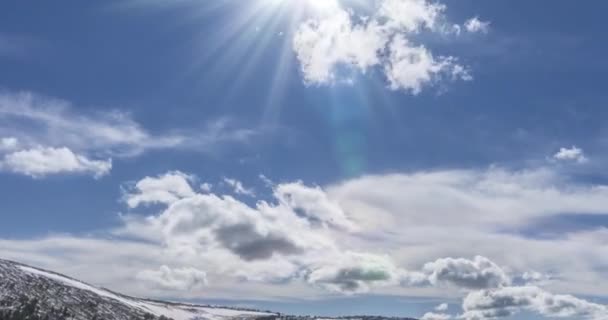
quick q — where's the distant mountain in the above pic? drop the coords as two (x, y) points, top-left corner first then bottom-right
(0, 259), (417, 320)
(0, 259), (277, 320)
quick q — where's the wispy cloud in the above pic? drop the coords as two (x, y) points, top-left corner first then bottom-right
(0, 91), (261, 178)
(223, 178), (256, 197)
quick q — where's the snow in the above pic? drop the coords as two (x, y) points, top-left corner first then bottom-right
(19, 266), (145, 310)
(18, 265), (276, 320)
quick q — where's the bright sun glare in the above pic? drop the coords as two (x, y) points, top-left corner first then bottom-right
(270, 0), (340, 11)
(306, 0), (339, 9)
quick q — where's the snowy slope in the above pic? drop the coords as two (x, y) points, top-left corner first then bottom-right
(0, 259), (277, 320)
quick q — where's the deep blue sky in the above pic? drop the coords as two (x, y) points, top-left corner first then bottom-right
(2, 0), (608, 236)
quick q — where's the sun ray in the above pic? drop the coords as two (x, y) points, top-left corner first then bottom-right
(262, 5), (308, 126)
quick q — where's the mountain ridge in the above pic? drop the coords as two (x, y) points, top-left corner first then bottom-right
(0, 258), (277, 320)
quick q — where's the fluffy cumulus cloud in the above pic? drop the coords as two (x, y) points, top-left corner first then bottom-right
(118, 172), (525, 295)
(136, 265), (208, 291)
(0, 146), (111, 178)
(0, 91), (258, 178)
(292, 8), (386, 84)
(117, 173), (404, 295)
(2, 167), (608, 318)
(292, 0), (486, 93)
(122, 176), (312, 262)
(417, 256), (510, 290)
(554, 146), (588, 163)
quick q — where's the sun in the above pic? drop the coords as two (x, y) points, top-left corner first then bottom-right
(306, 0), (340, 10)
(268, 0), (341, 12)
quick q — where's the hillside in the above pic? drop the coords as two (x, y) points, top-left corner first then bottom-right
(0, 259), (277, 320)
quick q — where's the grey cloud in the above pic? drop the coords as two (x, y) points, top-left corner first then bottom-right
(422, 256), (510, 290)
(122, 173), (345, 268)
(309, 266), (393, 293)
(215, 224), (304, 261)
(304, 252), (400, 294)
(462, 286), (608, 320)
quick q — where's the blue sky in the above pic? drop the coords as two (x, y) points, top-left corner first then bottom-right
(1, 1), (608, 320)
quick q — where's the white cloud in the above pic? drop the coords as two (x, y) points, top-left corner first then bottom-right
(0, 147), (111, 178)
(292, 0), (479, 93)
(3, 167), (608, 312)
(259, 174), (273, 187)
(136, 265), (208, 291)
(378, 0), (445, 32)
(223, 178), (256, 197)
(125, 171), (196, 208)
(274, 181), (357, 231)
(385, 35), (470, 93)
(122, 177), (326, 263)
(462, 286), (608, 320)
(0, 91), (260, 156)
(292, 9), (386, 84)
(78, 170), (608, 299)
(328, 167), (608, 229)
(464, 17), (491, 34)
(554, 146), (588, 163)
(120, 172), (417, 294)
(0, 91), (175, 157)
(200, 182), (213, 193)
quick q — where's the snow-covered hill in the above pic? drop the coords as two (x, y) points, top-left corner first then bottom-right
(0, 259), (277, 320)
